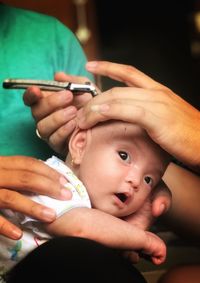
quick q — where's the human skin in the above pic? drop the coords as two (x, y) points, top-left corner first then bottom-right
(0, 72), (89, 240)
(163, 162), (200, 239)
(23, 72), (92, 155)
(22, 61), (200, 273)
(25, 61), (200, 169)
(24, 70), (172, 217)
(22, 70), (172, 240)
(158, 264), (200, 283)
(67, 121), (170, 217)
(77, 61), (200, 170)
(73, 61), (200, 239)
(46, 121), (170, 265)
(0, 66), (172, 240)
(0, 156), (72, 239)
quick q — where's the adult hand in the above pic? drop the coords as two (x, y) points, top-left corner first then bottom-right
(77, 61), (200, 168)
(0, 156), (71, 240)
(23, 72), (92, 155)
(124, 180), (171, 231)
(123, 180), (171, 263)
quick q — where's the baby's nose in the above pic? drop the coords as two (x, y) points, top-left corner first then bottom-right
(125, 170), (142, 190)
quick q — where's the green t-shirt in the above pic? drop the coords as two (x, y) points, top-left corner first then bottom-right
(0, 4), (93, 159)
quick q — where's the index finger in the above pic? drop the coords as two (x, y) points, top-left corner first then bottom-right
(86, 61), (165, 89)
(54, 72), (92, 84)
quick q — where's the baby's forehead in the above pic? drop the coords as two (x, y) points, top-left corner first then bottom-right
(93, 121), (147, 138)
(92, 120), (170, 163)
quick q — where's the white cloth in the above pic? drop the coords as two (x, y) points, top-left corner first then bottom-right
(0, 156), (91, 275)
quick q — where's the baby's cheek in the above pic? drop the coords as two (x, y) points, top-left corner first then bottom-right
(137, 190), (151, 207)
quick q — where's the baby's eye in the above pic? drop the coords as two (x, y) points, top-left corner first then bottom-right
(118, 151), (131, 163)
(144, 176), (153, 186)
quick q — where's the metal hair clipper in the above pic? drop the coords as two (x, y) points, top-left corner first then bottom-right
(3, 79), (98, 97)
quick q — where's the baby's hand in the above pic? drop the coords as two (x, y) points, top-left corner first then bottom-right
(141, 231), (166, 265)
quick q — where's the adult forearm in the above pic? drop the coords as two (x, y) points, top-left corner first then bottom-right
(162, 162), (200, 239)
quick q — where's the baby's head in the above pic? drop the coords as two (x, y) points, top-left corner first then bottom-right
(66, 120), (171, 217)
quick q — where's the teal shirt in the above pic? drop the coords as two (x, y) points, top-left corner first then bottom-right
(0, 4), (93, 159)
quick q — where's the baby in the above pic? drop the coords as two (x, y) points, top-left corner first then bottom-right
(0, 120), (170, 273)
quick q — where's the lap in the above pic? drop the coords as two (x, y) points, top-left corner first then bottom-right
(5, 237), (147, 283)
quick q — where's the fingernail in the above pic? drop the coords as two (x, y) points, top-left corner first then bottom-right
(91, 104), (110, 113)
(60, 175), (68, 186)
(60, 176), (72, 199)
(86, 61), (98, 70)
(42, 208), (56, 221)
(159, 204), (166, 215)
(61, 188), (72, 200)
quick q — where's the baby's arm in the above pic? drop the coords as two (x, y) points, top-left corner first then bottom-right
(45, 207), (166, 265)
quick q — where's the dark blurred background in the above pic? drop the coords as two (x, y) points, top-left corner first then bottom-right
(94, 0), (200, 108)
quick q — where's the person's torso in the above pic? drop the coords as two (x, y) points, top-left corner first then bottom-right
(0, 4), (93, 159)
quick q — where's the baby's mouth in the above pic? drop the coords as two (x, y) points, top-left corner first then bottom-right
(115, 193), (128, 203)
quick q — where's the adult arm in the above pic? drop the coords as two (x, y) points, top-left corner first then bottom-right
(162, 162), (200, 240)
(45, 207), (166, 265)
(77, 61), (200, 170)
(0, 156), (71, 239)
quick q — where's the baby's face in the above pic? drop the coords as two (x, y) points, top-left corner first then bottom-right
(76, 121), (170, 218)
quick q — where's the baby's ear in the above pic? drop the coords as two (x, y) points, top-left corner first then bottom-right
(68, 128), (88, 165)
